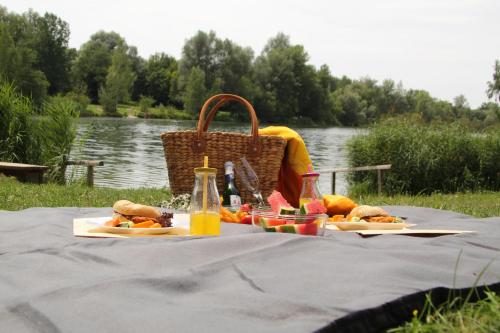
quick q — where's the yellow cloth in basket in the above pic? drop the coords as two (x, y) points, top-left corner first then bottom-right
(259, 126), (312, 207)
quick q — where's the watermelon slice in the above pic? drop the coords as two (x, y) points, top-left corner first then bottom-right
(278, 206), (296, 215)
(262, 222), (319, 235)
(295, 223), (318, 235)
(300, 199), (327, 215)
(267, 191), (295, 214)
(260, 217), (287, 228)
(279, 225), (297, 233)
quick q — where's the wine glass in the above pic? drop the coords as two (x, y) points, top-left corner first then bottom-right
(235, 157), (265, 206)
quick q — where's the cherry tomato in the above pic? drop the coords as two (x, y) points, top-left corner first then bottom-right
(240, 215), (253, 225)
(240, 204), (251, 213)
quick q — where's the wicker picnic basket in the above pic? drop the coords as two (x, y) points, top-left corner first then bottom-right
(160, 94), (287, 203)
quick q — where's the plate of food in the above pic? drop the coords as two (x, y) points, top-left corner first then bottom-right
(327, 205), (415, 231)
(89, 200), (175, 235)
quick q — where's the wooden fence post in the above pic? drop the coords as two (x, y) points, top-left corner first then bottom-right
(331, 172), (336, 194)
(318, 164), (391, 196)
(65, 160), (104, 187)
(377, 169), (382, 195)
(87, 165), (94, 187)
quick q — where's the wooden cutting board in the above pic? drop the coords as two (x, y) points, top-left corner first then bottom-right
(353, 229), (475, 237)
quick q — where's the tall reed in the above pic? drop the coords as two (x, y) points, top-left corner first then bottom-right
(347, 118), (500, 194)
(39, 96), (79, 182)
(0, 82), (42, 164)
(0, 81), (79, 183)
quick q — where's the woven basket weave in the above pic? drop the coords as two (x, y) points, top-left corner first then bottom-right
(160, 94), (287, 203)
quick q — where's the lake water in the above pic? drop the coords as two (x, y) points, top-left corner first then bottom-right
(70, 118), (362, 195)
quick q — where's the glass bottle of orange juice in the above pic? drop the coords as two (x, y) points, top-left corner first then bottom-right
(190, 167), (221, 236)
(299, 169), (323, 209)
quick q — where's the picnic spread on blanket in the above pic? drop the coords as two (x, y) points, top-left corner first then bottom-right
(1, 94), (498, 332)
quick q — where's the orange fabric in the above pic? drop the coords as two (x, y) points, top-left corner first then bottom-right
(259, 126), (312, 207)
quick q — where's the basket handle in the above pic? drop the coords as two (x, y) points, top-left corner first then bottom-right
(193, 94), (261, 155)
(202, 97), (230, 132)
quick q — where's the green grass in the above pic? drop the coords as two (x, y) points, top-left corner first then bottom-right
(2, 175), (497, 217)
(83, 103), (105, 116)
(83, 103), (140, 117)
(355, 192), (500, 218)
(138, 105), (194, 120)
(0, 175), (170, 210)
(389, 291), (500, 333)
(81, 103), (237, 121)
(82, 103), (191, 119)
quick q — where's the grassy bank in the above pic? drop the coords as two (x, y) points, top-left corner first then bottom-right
(81, 103), (233, 121)
(0, 176), (170, 210)
(1, 176), (498, 217)
(353, 192), (500, 218)
(82, 103), (148, 117)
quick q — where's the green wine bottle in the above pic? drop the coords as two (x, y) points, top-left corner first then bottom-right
(222, 161), (242, 209)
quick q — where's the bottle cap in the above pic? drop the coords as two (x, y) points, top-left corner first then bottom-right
(224, 161), (234, 174)
(194, 167), (217, 174)
(302, 163), (319, 177)
(302, 172), (320, 178)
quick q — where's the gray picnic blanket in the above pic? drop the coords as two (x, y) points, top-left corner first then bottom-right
(0, 206), (499, 333)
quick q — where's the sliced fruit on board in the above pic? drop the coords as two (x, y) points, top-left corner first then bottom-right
(300, 199), (327, 215)
(267, 190), (294, 214)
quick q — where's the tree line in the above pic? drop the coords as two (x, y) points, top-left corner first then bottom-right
(1, 6), (499, 127)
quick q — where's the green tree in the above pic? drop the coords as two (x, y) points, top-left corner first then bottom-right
(452, 94), (470, 118)
(479, 102), (500, 126)
(184, 67), (206, 115)
(179, 31), (222, 90)
(408, 90), (436, 122)
(254, 33), (329, 123)
(130, 53), (147, 102)
(179, 30), (255, 107)
(72, 31), (127, 103)
(26, 10), (71, 94)
(139, 95), (154, 114)
(0, 18), (48, 105)
(331, 86), (365, 126)
(99, 47), (136, 114)
(143, 53), (178, 106)
(487, 60), (500, 102)
(215, 39), (254, 97)
(253, 33), (295, 121)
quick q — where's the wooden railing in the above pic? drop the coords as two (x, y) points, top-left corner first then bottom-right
(65, 160), (104, 186)
(317, 164), (392, 195)
(0, 162), (49, 184)
(0, 160), (104, 186)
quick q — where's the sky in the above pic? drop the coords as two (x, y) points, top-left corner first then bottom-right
(2, 0), (499, 108)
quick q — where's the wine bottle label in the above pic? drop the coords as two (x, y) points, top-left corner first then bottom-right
(230, 195), (242, 208)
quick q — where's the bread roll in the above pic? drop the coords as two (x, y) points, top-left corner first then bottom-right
(349, 205), (388, 218)
(112, 200), (161, 219)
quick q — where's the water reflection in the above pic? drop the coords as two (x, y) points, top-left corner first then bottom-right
(70, 118), (362, 195)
